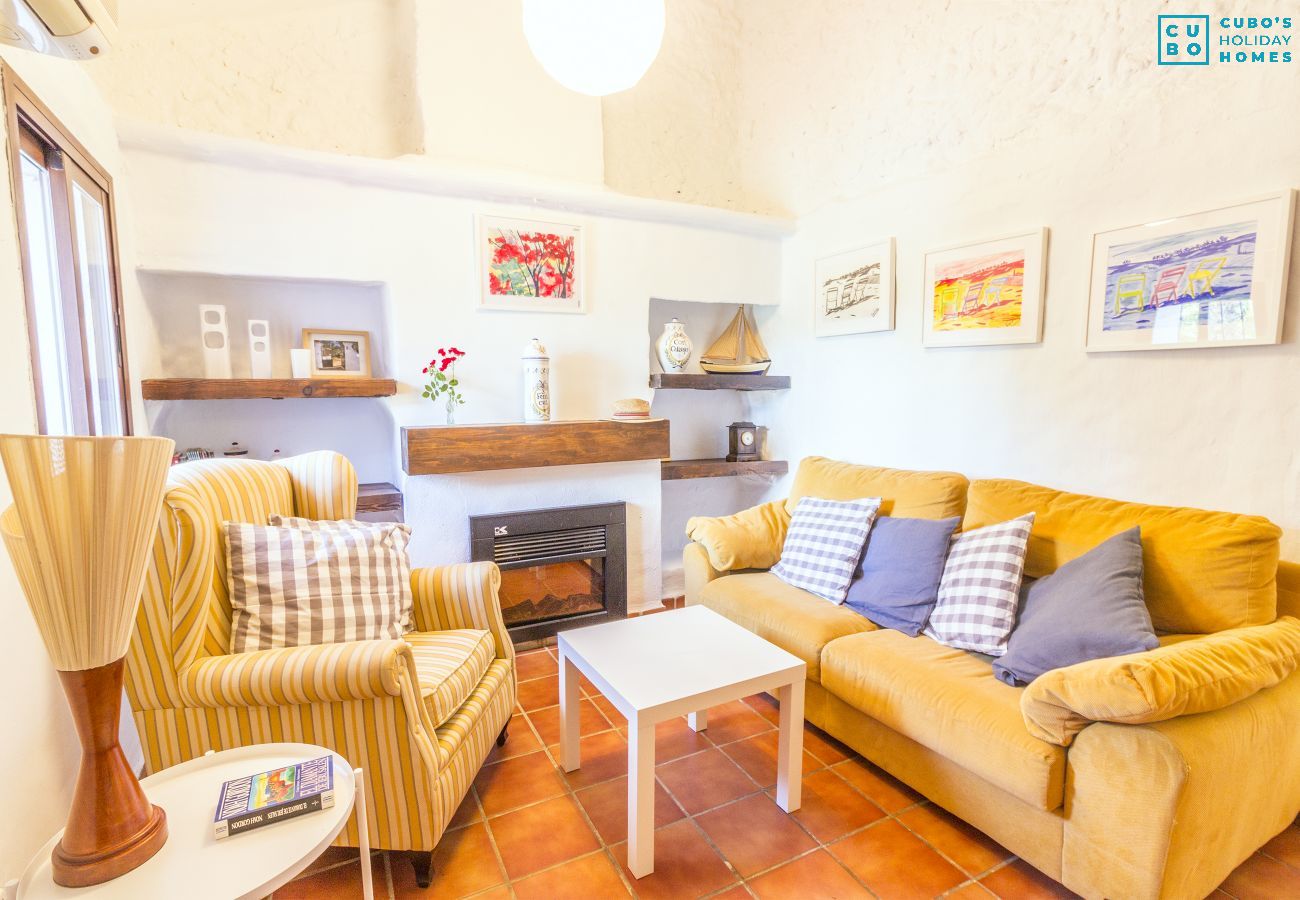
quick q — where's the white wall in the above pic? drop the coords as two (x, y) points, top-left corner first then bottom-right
(0, 49), (157, 882)
(760, 3), (1300, 557)
(121, 131), (783, 610)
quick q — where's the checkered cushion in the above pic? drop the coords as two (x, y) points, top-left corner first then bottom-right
(226, 517), (414, 654)
(771, 496), (881, 604)
(925, 513), (1035, 656)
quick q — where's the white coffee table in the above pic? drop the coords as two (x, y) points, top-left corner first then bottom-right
(15, 743), (372, 900)
(558, 605), (806, 878)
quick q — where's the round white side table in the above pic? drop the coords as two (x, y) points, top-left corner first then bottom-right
(15, 743), (373, 900)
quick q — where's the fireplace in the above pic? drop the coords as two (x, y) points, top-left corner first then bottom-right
(469, 502), (627, 643)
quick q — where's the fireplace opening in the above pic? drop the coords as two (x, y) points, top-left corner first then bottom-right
(470, 502), (626, 643)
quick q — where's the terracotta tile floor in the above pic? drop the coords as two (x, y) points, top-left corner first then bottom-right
(273, 643), (1300, 899)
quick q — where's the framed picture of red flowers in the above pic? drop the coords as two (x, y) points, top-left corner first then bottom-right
(477, 214), (584, 313)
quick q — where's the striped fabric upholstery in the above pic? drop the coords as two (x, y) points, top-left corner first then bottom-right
(226, 518), (413, 653)
(406, 630), (496, 728)
(123, 452), (516, 855)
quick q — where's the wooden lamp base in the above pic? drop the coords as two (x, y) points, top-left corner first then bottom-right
(53, 658), (168, 887)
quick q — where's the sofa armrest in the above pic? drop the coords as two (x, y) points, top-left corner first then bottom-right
(684, 541), (724, 606)
(1062, 672), (1300, 900)
(685, 499), (790, 573)
(1022, 616), (1300, 746)
(411, 562), (513, 661)
(179, 639), (416, 708)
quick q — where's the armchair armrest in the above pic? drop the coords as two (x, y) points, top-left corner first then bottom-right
(1022, 616), (1300, 746)
(685, 500), (790, 573)
(179, 639), (417, 709)
(411, 562), (513, 660)
(273, 450), (358, 520)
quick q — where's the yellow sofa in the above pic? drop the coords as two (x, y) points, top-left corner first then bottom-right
(685, 456), (1300, 900)
(124, 451), (516, 885)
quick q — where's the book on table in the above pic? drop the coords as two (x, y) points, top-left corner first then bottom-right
(214, 756), (335, 839)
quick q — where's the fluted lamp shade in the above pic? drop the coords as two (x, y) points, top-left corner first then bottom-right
(0, 434), (175, 886)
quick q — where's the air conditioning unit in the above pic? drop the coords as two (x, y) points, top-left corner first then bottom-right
(0, 0), (117, 60)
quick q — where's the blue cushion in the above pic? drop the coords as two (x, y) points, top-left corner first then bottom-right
(993, 527), (1159, 687)
(843, 516), (960, 636)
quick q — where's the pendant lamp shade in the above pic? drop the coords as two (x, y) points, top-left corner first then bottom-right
(0, 434), (174, 671)
(522, 0), (666, 97)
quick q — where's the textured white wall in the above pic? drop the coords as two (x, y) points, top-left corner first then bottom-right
(759, 2), (1300, 555)
(122, 137), (782, 611)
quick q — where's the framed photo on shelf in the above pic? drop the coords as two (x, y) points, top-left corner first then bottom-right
(922, 228), (1048, 348)
(301, 328), (372, 378)
(813, 238), (896, 337)
(477, 214), (584, 314)
(1085, 190), (1295, 352)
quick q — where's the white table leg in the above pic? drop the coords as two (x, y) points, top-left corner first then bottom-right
(353, 767), (374, 900)
(559, 648), (582, 773)
(687, 709), (708, 732)
(627, 715), (656, 878)
(775, 679), (804, 812)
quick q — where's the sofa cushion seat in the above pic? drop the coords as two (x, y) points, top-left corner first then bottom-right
(698, 572), (876, 682)
(820, 629), (1067, 811)
(405, 629), (496, 727)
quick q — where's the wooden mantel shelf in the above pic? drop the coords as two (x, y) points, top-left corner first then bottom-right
(649, 373), (790, 391)
(661, 459), (789, 481)
(402, 419), (670, 475)
(141, 378), (398, 400)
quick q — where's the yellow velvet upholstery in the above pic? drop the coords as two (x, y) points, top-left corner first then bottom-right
(686, 499), (790, 571)
(821, 630), (1066, 810)
(786, 456), (969, 519)
(1278, 560), (1300, 619)
(698, 571), (874, 682)
(965, 479), (1281, 634)
(1021, 617), (1300, 746)
(125, 452), (515, 854)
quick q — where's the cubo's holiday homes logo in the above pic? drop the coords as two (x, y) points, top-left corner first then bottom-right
(1158, 14), (1293, 66)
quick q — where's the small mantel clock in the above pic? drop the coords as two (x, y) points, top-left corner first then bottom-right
(726, 421), (760, 462)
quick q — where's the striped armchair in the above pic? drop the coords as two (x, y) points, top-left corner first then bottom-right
(124, 451), (516, 883)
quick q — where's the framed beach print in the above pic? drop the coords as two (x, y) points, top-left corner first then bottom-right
(922, 229), (1048, 348)
(477, 214), (584, 313)
(1085, 190), (1295, 352)
(814, 238), (896, 337)
(301, 328), (371, 378)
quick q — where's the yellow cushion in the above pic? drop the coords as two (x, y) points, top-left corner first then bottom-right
(1021, 617), (1300, 746)
(786, 456), (968, 520)
(685, 500), (791, 572)
(405, 629), (496, 727)
(698, 572), (875, 682)
(965, 479), (1281, 634)
(821, 629), (1067, 811)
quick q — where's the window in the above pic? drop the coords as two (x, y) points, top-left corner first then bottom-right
(5, 66), (130, 435)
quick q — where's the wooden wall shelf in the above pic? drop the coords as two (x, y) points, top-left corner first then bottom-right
(403, 420), (670, 475)
(649, 373), (790, 391)
(357, 482), (403, 516)
(141, 378), (398, 400)
(661, 458), (789, 481)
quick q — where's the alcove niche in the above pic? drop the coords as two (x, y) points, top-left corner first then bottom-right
(139, 270), (399, 485)
(648, 297), (786, 596)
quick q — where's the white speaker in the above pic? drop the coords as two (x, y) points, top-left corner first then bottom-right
(247, 319), (273, 378)
(199, 304), (232, 378)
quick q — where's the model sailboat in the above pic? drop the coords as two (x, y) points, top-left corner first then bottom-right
(699, 305), (772, 375)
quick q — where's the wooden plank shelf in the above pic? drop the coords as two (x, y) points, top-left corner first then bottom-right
(649, 373), (790, 391)
(403, 419), (670, 475)
(357, 482), (403, 515)
(141, 378), (398, 400)
(661, 458), (789, 481)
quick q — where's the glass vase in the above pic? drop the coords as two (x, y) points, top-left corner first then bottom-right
(445, 394), (456, 425)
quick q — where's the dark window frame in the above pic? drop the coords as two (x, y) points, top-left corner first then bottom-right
(2, 62), (132, 435)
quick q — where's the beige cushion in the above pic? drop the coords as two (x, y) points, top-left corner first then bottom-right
(406, 629), (496, 728)
(1021, 617), (1300, 746)
(698, 572), (875, 682)
(821, 629), (1067, 811)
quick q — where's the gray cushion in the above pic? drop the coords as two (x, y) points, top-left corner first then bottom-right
(844, 516), (960, 636)
(993, 526), (1158, 686)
